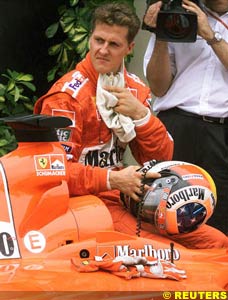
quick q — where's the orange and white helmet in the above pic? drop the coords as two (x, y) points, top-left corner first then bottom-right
(121, 161), (217, 235)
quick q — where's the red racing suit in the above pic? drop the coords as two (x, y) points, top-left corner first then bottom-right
(34, 53), (228, 249)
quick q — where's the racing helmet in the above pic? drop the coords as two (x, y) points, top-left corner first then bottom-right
(121, 161), (217, 235)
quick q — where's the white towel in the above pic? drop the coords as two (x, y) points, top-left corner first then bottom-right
(96, 70), (136, 143)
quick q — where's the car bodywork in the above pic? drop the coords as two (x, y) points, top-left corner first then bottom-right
(0, 115), (227, 299)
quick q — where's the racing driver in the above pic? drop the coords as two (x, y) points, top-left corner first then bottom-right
(34, 2), (228, 249)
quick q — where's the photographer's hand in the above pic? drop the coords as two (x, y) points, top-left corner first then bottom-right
(182, 0), (228, 70)
(143, 1), (163, 28)
(182, 0), (213, 40)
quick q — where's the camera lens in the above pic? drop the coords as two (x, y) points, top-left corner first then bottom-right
(163, 14), (191, 39)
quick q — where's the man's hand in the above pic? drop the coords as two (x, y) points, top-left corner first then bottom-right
(104, 86), (148, 120)
(109, 166), (161, 202)
(143, 1), (163, 29)
(182, 0), (214, 40)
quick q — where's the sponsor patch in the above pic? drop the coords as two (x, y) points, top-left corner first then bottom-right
(24, 231), (46, 254)
(62, 71), (88, 98)
(56, 128), (71, 142)
(127, 72), (146, 86)
(61, 143), (73, 154)
(34, 154), (66, 176)
(166, 186), (207, 209)
(52, 109), (76, 127)
(182, 174), (204, 180)
(96, 244), (180, 261)
(79, 136), (125, 168)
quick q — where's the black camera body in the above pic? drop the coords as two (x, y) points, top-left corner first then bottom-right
(143, 0), (203, 43)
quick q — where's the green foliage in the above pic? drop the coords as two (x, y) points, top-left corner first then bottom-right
(0, 69), (36, 116)
(0, 124), (17, 157)
(46, 0), (135, 82)
(0, 69), (37, 156)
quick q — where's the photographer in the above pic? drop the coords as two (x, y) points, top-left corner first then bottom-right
(143, 0), (228, 234)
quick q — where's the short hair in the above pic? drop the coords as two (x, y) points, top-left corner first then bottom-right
(91, 2), (141, 44)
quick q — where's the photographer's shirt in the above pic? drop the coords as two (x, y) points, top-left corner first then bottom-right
(143, 11), (228, 118)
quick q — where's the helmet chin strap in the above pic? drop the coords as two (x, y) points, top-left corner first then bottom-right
(136, 167), (147, 237)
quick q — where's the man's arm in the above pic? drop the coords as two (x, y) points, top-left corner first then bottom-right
(146, 40), (173, 97)
(209, 40), (228, 70)
(143, 1), (173, 97)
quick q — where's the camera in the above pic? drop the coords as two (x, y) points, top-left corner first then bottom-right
(142, 0), (203, 43)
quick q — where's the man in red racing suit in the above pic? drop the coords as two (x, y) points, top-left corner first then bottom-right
(34, 2), (228, 249)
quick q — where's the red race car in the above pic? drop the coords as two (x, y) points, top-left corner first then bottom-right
(0, 115), (227, 300)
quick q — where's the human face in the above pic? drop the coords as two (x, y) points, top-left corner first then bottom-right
(89, 23), (134, 74)
(204, 0), (228, 15)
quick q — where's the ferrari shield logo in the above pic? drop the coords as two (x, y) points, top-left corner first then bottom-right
(38, 157), (48, 169)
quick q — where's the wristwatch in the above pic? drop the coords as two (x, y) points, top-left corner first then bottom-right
(207, 31), (223, 45)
